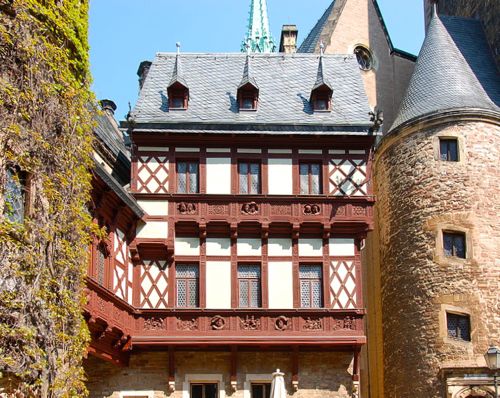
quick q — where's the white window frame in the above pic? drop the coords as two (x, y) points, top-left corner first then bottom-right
(182, 374), (225, 398)
(243, 374), (273, 398)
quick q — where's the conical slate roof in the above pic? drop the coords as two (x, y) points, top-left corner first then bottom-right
(390, 14), (500, 131)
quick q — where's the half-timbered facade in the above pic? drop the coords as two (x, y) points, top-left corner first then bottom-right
(84, 50), (378, 398)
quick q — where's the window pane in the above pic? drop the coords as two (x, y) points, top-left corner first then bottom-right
(238, 265), (260, 278)
(172, 97), (184, 109)
(188, 279), (198, 307)
(249, 163), (260, 194)
(312, 280), (322, 307)
(205, 384), (218, 398)
(252, 385), (264, 398)
(4, 168), (25, 223)
(239, 163), (249, 194)
(97, 248), (105, 285)
(177, 162), (187, 193)
(177, 280), (187, 307)
(191, 385), (203, 398)
(447, 313), (470, 341)
(310, 164), (321, 194)
(300, 280), (311, 307)
(239, 280), (249, 307)
(454, 235), (465, 258)
(300, 164), (309, 194)
(176, 264), (199, 278)
(188, 162), (199, 193)
(242, 97), (254, 109)
(250, 279), (260, 307)
(443, 233), (454, 257)
(448, 140), (458, 161)
(300, 265), (322, 279)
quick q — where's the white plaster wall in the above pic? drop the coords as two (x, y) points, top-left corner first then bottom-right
(237, 238), (262, 256)
(205, 261), (231, 309)
(136, 221), (168, 239)
(298, 238), (323, 256)
(206, 238), (231, 256)
(268, 158), (293, 195)
(137, 200), (169, 216)
(268, 262), (293, 309)
(329, 238), (355, 256)
(268, 238), (292, 256)
(174, 237), (200, 255)
(206, 157), (231, 194)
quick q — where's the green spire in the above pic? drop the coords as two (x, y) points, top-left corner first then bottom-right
(241, 0), (276, 53)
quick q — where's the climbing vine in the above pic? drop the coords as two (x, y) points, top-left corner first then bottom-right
(0, 0), (94, 397)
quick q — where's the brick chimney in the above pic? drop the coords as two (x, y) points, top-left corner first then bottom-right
(137, 60), (152, 90)
(279, 25), (298, 54)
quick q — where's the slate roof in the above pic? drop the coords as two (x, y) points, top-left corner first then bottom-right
(131, 53), (372, 132)
(390, 14), (500, 131)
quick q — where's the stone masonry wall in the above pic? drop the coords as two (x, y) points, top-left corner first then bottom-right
(85, 350), (356, 398)
(374, 120), (500, 397)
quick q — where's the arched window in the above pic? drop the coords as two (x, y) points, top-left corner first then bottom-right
(354, 45), (373, 71)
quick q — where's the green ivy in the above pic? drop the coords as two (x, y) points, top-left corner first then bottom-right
(0, 0), (94, 396)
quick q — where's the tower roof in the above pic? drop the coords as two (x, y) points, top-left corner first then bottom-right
(241, 0), (276, 53)
(390, 14), (500, 131)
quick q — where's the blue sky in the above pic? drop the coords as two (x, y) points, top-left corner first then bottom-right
(89, 0), (425, 119)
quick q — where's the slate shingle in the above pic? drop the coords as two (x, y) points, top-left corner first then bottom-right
(131, 53), (371, 131)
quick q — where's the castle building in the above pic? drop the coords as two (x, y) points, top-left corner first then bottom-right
(80, 1), (499, 398)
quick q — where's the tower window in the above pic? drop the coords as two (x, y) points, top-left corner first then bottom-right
(447, 313), (471, 341)
(443, 232), (466, 259)
(439, 138), (459, 161)
(354, 46), (373, 71)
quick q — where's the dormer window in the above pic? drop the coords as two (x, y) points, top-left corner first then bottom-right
(310, 86), (332, 112)
(238, 83), (259, 111)
(167, 82), (189, 110)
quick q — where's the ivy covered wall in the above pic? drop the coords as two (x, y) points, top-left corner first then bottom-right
(0, 0), (94, 396)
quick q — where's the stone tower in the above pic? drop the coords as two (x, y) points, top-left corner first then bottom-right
(372, 9), (500, 398)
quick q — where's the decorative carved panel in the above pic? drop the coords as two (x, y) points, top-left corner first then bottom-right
(177, 317), (198, 331)
(330, 260), (357, 309)
(329, 156), (368, 196)
(239, 315), (261, 330)
(139, 260), (168, 309)
(136, 155), (169, 194)
(208, 204), (229, 215)
(241, 202), (259, 215)
(144, 317), (166, 331)
(274, 316), (291, 331)
(303, 317), (323, 330)
(210, 315), (226, 330)
(303, 204), (321, 215)
(271, 205), (292, 216)
(177, 202), (197, 215)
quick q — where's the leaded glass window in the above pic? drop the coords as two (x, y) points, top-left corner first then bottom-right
(238, 264), (261, 308)
(299, 265), (322, 308)
(177, 161), (199, 194)
(299, 163), (322, 195)
(97, 246), (106, 285)
(4, 167), (25, 223)
(354, 46), (373, 71)
(447, 313), (471, 341)
(443, 232), (466, 258)
(176, 264), (199, 307)
(239, 162), (260, 194)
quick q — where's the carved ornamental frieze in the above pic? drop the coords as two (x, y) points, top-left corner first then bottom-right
(241, 202), (259, 215)
(144, 317), (166, 331)
(332, 316), (356, 330)
(210, 315), (226, 330)
(177, 202), (197, 215)
(274, 316), (291, 331)
(239, 315), (261, 330)
(177, 317), (198, 331)
(303, 317), (322, 330)
(303, 204), (321, 215)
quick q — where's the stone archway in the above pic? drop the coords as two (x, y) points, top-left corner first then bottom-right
(454, 386), (495, 398)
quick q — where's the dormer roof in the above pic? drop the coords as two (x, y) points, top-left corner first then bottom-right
(238, 55), (259, 90)
(311, 54), (332, 94)
(168, 54), (188, 89)
(390, 14), (500, 131)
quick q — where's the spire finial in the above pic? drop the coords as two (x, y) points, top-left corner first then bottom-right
(176, 42), (181, 54)
(241, 0), (276, 53)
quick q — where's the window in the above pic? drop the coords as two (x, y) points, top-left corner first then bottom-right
(239, 161), (260, 194)
(191, 384), (218, 398)
(238, 264), (261, 308)
(313, 96), (329, 111)
(167, 81), (189, 110)
(237, 83), (259, 111)
(440, 138), (459, 161)
(241, 96), (255, 110)
(177, 161), (199, 193)
(354, 46), (373, 71)
(299, 163), (322, 194)
(3, 167), (26, 223)
(251, 383), (271, 398)
(443, 232), (466, 258)
(96, 244), (107, 285)
(447, 313), (471, 341)
(299, 265), (323, 308)
(176, 264), (199, 307)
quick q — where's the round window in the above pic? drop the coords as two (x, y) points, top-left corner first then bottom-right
(354, 46), (373, 71)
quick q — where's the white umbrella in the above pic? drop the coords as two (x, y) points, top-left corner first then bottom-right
(270, 369), (287, 398)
